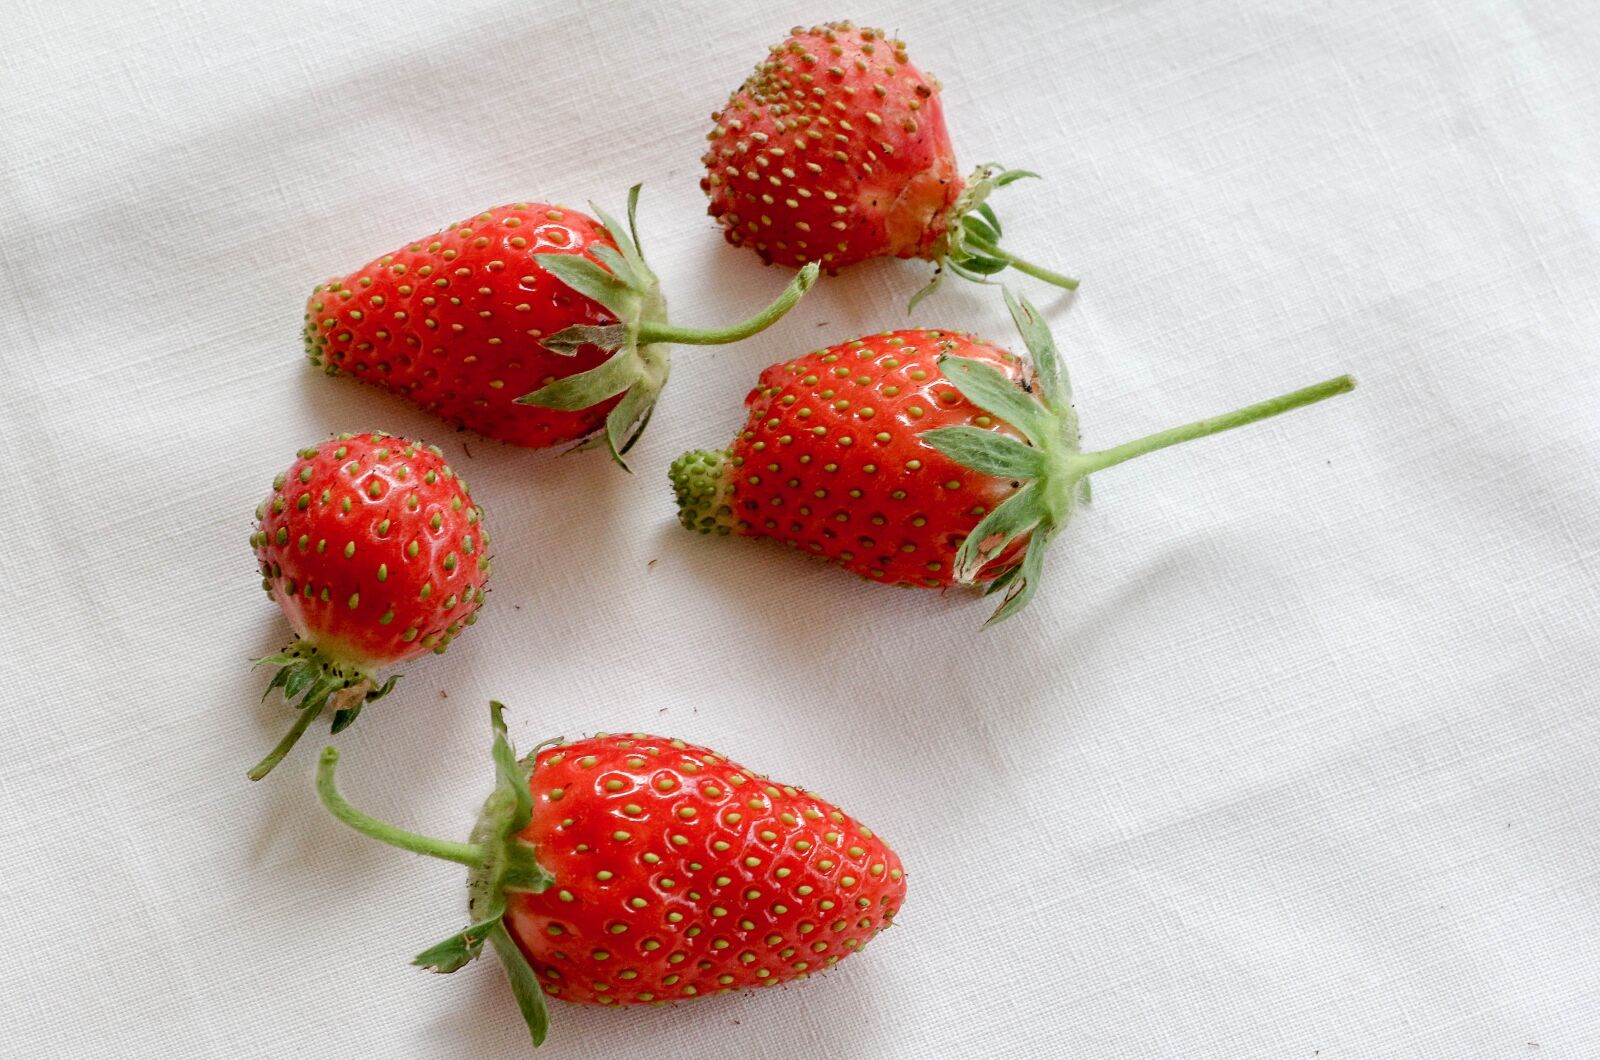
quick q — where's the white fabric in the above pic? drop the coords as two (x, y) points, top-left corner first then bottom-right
(2, 0), (1597, 1056)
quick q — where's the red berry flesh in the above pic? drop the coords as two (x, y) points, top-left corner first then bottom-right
(305, 206), (623, 448)
(674, 330), (1033, 588)
(246, 431), (490, 779)
(675, 293), (1357, 624)
(254, 431), (488, 667)
(503, 734), (906, 1006)
(703, 22), (960, 273)
(314, 711), (909, 1045)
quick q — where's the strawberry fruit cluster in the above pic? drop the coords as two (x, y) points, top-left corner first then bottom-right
(244, 19), (1356, 1052)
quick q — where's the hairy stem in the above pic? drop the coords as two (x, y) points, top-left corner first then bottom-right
(248, 693), (327, 782)
(1080, 375), (1356, 474)
(963, 234), (1079, 290)
(636, 262), (818, 345)
(316, 747), (486, 866)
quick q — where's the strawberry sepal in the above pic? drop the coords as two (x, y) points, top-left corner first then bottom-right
(413, 910), (503, 974)
(516, 188), (816, 470)
(927, 289), (1089, 621)
(913, 164), (1080, 311)
(317, 703), (556, 1048)
(488, 921), (551, 1048)
(330, 674), (397, 734)
(939, 288), (1355, 623)
(247, 642), (392, 781)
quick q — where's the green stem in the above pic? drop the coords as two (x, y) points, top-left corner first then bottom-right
(315, 747), (487, 866)
(963, 235), (1079, 290)
(636, 262), (819, 345)
(1080, 375), (1356, 474)
(247, 693), (327, 781)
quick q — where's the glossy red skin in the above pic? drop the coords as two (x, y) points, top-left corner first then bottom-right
(503, 734), (906, 1006)
(304, 206), (621, 448)
(702, 21), (962, 272)
(717, 331), (1035, 588)
(253, 433), (489, 669)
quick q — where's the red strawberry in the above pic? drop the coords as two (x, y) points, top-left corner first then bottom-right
(317, 705), (906, 1047)
(248, 431), (489, 779)
(702, 20), (1075, 306)
(306, 190), (817, 463)
(672, 291), (1355, 623)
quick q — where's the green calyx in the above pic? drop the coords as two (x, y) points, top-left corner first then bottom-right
(913, 164), (1080, 312)
(316, 703), (556, 1048)
(515, 185), (819, 469)
(924, 288), (1357, 625)
(246, 641), (399, 781)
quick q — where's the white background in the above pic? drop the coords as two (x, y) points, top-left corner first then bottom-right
(2, 1), (1597, 1057)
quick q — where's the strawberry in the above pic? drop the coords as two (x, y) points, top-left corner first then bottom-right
(672, 291), (1355, 623)
(702, 20), (1076, 306)
(247, 431), (489, 779)
(317, 704), (906, 1048)
(306, 190), (817, 464)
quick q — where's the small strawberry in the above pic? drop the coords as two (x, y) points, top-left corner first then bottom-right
(317, 705), (906, 1048)
(672, 291), (1355, 623)
(247, 431), (489, 779)
(306, 190), (817, 463)
(702, 20), (1075, 307)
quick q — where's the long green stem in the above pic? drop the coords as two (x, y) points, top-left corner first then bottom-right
(248, 694), (327, 781)
(963, 234), (1079, 290)
(316, 747), (486, 866)
(636, 262), (819, 345)
(1080, 375), (1355, 474)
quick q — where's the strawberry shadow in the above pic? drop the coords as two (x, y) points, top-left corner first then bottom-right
(647, 512), (985, 649)
(423, 945), (899, 1058)
(1030, 279), (1082, 320)
(291, 357), (639, 638)
(648, 512), (1215, 795)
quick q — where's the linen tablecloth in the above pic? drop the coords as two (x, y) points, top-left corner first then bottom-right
(2, 0), (1597, 1056)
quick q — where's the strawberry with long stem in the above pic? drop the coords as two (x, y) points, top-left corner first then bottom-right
(672, 291), (1355, 623)
(307, 188), (818, 465)
(702, 20), (1076, 308)
(317, 704), (906, 1048)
